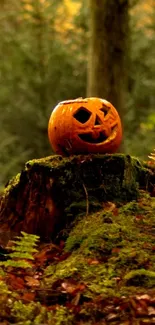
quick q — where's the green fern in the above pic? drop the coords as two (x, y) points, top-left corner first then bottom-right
(0, 231), (39, 269)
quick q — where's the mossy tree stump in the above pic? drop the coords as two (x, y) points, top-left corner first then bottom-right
(0, 154), (155, 323)
(0, 154), (154, 243)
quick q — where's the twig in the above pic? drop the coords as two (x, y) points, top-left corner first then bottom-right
(82, 183), (89, 216)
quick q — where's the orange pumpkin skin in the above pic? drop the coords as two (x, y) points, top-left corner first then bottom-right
(48, 97), (122, 156)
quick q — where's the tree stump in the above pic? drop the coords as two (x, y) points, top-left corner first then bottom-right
(0, 154), (154, 243)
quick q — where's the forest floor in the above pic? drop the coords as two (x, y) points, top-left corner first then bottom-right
(0, 188), (155, 324)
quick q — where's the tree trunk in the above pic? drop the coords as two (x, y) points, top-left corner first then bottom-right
(87, 0), (129, 123)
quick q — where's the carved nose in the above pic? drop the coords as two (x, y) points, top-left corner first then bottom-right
(95, 115), (102, 126)
(92, 126), (111, 138)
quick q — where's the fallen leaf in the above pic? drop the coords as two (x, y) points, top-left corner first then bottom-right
(7, 274), (25, 290)
(135, 215), (143, 221)
(103, 202), (116, 212)
(136, 294), (151, 301)
(61, 281), (85, 295)
(56, 252), (71, 262)
(112, 247), (121, 254)
(148, 306), (155, 316)
(21, 292), (36, 302)
(25, 276), (40, 287)
(34, 243), (61, 266)
(87, 258), (100, 265)
(113, 277), (121, 284)
(105, 313), (120, 321)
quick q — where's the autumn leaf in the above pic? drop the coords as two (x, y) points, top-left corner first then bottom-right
(61, 280), (86, 295)
(24, 276), (40, 287)
(7, 274), (25, 290)
(21, 291), (36, 302)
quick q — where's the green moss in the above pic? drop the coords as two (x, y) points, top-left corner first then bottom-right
(65, 200), (102, 218)
(124, 269), (155, 287)
(1, 154), (153, 208)
(0, 286), (75, 325)
(0, 280), (11, 295)
(12, 301), (52, 324)
(120, 199), (148, 214)
(122, 155), (139, 199)
(0, 280), (17, 320)
(25, 155), (64, 169)
(44, 252), (117, 297)
(43, 192), (155, 299)
(11, 300), (75, 325)
(53, 306), (74, 325)
(44, 252), (84, 280)
(0, 267), (5, 277)
(2, 172), (21, 195)
(1, 153), (154, 243)
(64, 210), (135, 254)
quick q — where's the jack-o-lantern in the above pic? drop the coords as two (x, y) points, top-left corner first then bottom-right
(48, 97), (122, 155)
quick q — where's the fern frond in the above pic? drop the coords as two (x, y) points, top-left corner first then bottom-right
(15, 231), (39, 242)
(0, 232), (39, 269)
(8, 245), (38, 253)
(8, 252), (35, 260)
(0, 260), (33, 269)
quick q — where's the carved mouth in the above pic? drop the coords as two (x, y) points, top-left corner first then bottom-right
(78, 125), (118, 144)
(78, 132), (108, 144)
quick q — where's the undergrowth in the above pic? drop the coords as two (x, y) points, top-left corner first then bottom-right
(0, 193), (155, 324)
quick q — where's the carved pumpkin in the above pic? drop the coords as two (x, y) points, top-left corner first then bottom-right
(48, 97), (122, 155)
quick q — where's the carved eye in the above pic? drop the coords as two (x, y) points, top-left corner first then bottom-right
(73, 107), (92, 123)
(100, 105), (110, 117)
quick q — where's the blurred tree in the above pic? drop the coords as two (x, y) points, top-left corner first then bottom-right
(126, 0), (155, 130)
(0, 0), (87, 186)
(87, 0), (129, 123)
(124, 0), (155, 158)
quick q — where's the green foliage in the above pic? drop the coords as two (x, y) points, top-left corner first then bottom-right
(124, 2), (155, 158)
(0, 190), (155, 322)
(0, 231), (39, 269)
(0, 280), (11, 295)
(0, 280), (18, 320)
(53, 306), (74, 325)
(0, 0), (87, 187)
(11, 301), (74, 325)
(12, 301), (46, 323)
(0, 280), (75, 324)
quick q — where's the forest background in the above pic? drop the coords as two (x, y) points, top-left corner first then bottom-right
(0, 0), (155, 189)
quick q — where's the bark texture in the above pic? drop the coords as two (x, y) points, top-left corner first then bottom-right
(87, 0), (129, 121)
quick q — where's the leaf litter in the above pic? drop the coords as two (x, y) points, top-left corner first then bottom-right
(0, 191), (155, 324)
